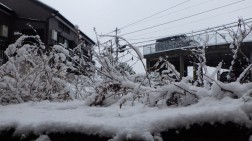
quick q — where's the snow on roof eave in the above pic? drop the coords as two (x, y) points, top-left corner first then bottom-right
(0, 2), (14, 15)
(0, 2), (13, 11)
(80, 31), (96, 45)
(18, 17), (43, 22)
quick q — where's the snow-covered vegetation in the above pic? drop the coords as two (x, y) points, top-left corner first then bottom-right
(1, 19), (252, 141)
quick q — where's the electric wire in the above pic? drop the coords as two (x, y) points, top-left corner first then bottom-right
(130, 17), (252, 44)
(120, 0), (245, 36)
(101, 1), (248, 45)
(127, 0), (214, 29)
(127, 15), (223, 41)
(119, 0), (191, 30)
(228, 5), (252, 13)
(103, 0), (214, 36)
(103, 0), (191, 36)
(127, 6), (252, 41)
(129, 18), (252, 45)
(130, 23), (252, 45)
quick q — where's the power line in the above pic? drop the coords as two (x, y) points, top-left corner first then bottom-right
(103, 0), (191, 36)
(119, 0), (191, 30)
(130, 18), (252, 45)
(120, 0), (245, 36)
(110, 18), (252, 60)
(229, 5), (252, 13)
(127, 15), (222, 41)
(127, 0), (214, 29)
(131, 21), (252, 45)
(127, 5), (252, 40)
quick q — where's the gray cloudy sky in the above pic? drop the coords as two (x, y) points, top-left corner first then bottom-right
(40, 0), (252, 39)
(40, 0), (252, 73)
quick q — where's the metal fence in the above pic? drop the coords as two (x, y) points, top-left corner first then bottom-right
(143, 32), (252, 55)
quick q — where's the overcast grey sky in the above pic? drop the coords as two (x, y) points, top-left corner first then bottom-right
(40, 0), (252, 39)
(40, 0), (252, 73)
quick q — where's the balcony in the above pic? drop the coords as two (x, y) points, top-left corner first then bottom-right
(143, 32), (252, 55)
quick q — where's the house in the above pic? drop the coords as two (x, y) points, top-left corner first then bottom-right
(0, 0), (95, 64)
(143, 27), (252, 79)
(0, 2), (14, 63)
(144, 34), (196, 77)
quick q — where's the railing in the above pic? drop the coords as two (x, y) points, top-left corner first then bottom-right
(143, 32), (252, 55)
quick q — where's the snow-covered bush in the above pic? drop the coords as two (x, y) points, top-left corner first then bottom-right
(87, 18), (252, 108)
(0, 35), (74, 104)
(83, 30), (198, 107)
(118, 62), (136, 75)
(153, 56), (180, 84)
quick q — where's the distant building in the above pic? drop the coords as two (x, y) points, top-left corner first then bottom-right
(143, 30), (252, 79)
(0, 0), (95, 64)
(144, 34), (197, 77)
(155, 34), (196, 53)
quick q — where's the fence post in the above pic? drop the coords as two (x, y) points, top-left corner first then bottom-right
(180, 55), (185, 78)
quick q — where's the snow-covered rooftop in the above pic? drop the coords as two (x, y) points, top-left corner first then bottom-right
(0, 3), (13, 11)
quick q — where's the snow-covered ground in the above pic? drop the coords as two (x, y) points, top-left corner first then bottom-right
(1, 97), (252, 141)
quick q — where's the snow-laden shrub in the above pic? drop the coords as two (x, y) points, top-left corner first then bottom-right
(0, 35), (74, 104)
(83, 30), (198, 107)
(118, 62), (136, 75)
(85, 18), (252, 108)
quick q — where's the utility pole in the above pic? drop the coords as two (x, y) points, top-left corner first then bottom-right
(115, 27), (119, 63)
(110, 40), (113, 65)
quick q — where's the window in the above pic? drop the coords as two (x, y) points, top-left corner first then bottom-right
(58, 35), (64, 44)
(58, 22), (70, 34)
(64, 39), (69, 48)
(51, 30), (58, 41)
(57, 35), (69, 48)
(0, 25), (8, 37)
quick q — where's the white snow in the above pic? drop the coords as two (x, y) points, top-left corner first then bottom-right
(249, 135), (252, 141)
(0, 97), (252, 140)
(35, 135), (51, 141)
